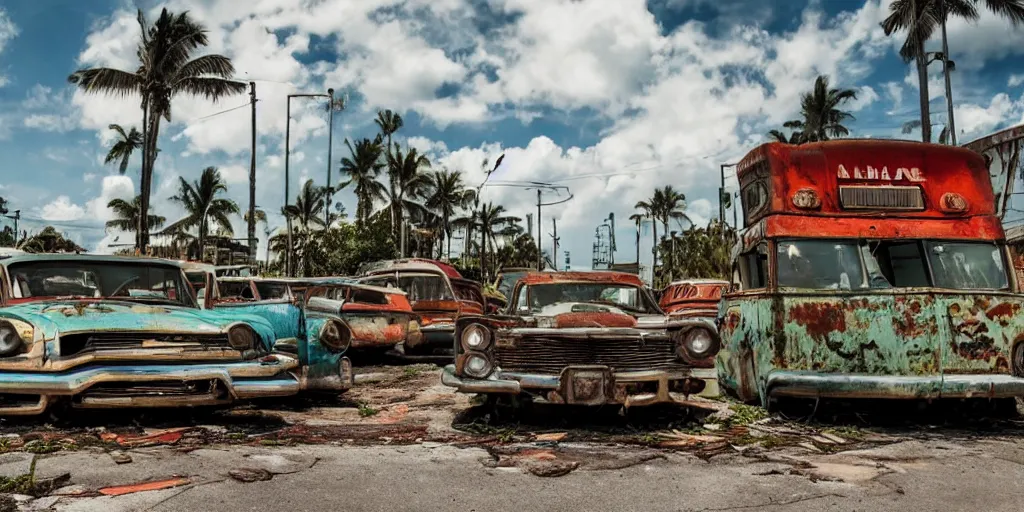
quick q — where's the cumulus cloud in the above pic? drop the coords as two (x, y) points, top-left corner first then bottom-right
(39, 196), (85, 221)
(0, 8), (16, 87)
(54, 0), (1024, 268)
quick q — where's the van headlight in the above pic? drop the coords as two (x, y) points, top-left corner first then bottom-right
(675, 327), (719, 362)
(0, 321), (24, 357)
(461, 323), (491, 351)
(463, 351), (493, 378)
(228, 325), (256, 351)
(320, 320), (352, 353)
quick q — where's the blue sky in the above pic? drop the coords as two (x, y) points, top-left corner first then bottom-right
(0, 0), (1023, 276)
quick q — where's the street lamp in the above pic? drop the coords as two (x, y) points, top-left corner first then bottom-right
(926, 51), (957, 145)
(284, 91), (331, 277)
(719, 162), (738, 240)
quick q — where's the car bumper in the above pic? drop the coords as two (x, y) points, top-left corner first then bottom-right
(0, 354), (336, 416)
(405, 325), (454, 352)
(441, 364), (718, 406)
(766, 370), (1024, 399)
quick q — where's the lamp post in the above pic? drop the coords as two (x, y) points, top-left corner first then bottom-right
(926, 51), (957, 145)
(284, 91), (331, 276)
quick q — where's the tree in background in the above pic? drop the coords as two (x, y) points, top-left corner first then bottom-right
(19, 227), (86, 254)
(103, 124), (143, 175)
(339, 137), (387, 225)
(385, 145), (431, 252)
(882, 0), (1024, 143)
(165, 167), (239, 260)
(106, 196), (167, 234)
(423, 169), (475, 260)
(68, 7), (246, 252)
(769, 75), (857, 144)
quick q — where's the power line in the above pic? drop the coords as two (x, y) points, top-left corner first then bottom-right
(187, 102), (253, 123)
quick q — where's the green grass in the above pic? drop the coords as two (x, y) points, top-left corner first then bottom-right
(0, 455), (36, 495)
(723, 403), (769, 427)
(357, 403), (379, 418)
(23, 439), (65, 455)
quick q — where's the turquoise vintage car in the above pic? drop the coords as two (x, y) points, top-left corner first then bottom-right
(0, 254), (327, 416)
(204, 276), (356, 392)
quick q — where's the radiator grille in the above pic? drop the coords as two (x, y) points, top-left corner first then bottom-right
(60, 332), (231, 356)
(839, 186), (924, 210)
(494, 336), (686, 374)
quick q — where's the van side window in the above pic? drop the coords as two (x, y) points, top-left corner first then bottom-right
(740, 245), (768, 289)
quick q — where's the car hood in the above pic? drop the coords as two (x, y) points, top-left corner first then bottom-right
(0, 300), (275, 344)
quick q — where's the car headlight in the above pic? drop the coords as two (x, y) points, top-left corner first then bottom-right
(0, 321), (24, 357)
(461, 323), (491, 351)
(320, 319), (352, 353)
(676, 327), (719, 362)
(228, 325), (256, 351)
(463, 351), (493, 378)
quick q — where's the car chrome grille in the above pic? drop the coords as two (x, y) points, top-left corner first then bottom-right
(59, 332), (231, 356)
(494, 337), (685, 374)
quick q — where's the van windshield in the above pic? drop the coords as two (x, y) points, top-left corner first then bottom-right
(777, 239), (1007, 291)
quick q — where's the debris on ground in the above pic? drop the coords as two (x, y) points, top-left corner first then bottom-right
(228, 468), (273, 483)
(109, 451), (132, 464)
(97, 477), (191, 496)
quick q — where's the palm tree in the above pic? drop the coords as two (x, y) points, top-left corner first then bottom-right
(105, 196), (166, 233)
(375, 110), (404, 233)
(902, 120), (952, 144)
(339, 137), (387, 224)
(385, 145), (431, 255)
(103, 124), (143, 175)
(635, 197), (659, 271)
(165, 166), (240, 259)
(780, 75), (858, 144)
(282, 180), (329, 276)
(883, 1), (1024, 144)
(244, 208), (267, 227)
(767, 121), (806, 144)
(68, 8), (247, 253)
(283, 180), (328, 232)
(423, 169), (475, 260)
(652, 185), (689, 235)
(477, 202), (520, 279)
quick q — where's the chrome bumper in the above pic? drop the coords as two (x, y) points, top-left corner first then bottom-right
(0, 354), (309, 416)
(441, 364), (718, 406)
(767, 370), (1024, 399)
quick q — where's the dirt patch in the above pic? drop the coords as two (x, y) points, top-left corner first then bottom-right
(482, 443), (667, 477)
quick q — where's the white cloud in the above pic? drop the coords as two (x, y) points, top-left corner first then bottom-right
(83, 173), (97, 183)
(847, 85), (880, 112)
(0, 8), (16, 87)
(60, 0), (1024, 271)
(39, 196), (85, 221)
(954, 92), (1024, 141)
(1010, 74), (1024, 88)
(24, 114), (77, 133)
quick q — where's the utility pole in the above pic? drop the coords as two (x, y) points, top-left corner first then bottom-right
(325, 88), (335, 227)
(536, 189), (542, 270)
(607, 213), (616, 266)
(635, 216), (641, 277)
(669, 231), (678, 283)
(248, 82), (257, 263)
(551, 218), (559, 271)
(719, 163), (727, 230)
(3, 210), (19, 247)
(284, 92), (330, 277)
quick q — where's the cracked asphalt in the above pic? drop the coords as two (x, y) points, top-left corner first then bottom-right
(2, 361), (1024, 511)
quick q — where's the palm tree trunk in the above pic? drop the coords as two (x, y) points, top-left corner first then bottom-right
(651, 222), (658, 281)
(140, 106), (161, 254)
(915, 41), (932, 143)
(445, 213), (452, 261)
(939, 6), (956, 145)
(137, 100), (149, 253)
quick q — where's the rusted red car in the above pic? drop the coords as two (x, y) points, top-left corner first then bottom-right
(441, 271), (720, 407)
(659, 279), (729, 320)
(214, 277), (421, 353)
(357, 259), (484, 355)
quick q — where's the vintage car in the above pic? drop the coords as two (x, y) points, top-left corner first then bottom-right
(0, 254), (316, 416)
(215, 276), (420, 353)
(441, 271), (721, 407)
(659, 279), (729, 321)
(357, 259), (484, 355)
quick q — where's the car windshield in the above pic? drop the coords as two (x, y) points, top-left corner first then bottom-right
(777, 239), (1008, 291)
(6, 260), (193, 306)
(361, 272), (454, 302)
(254, 282), (289, 300)
(521, 283), (652, 313)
